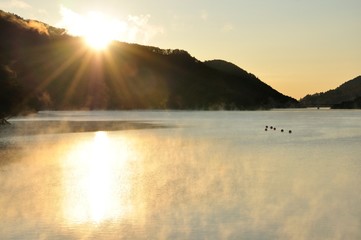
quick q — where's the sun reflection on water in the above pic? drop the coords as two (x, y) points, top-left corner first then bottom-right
(62, 131), (134, 224)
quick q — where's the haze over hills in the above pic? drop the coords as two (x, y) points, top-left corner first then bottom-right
(0, 10), (298, 116)
(300, 75), (361, 108)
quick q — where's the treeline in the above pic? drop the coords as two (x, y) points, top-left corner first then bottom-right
(0, 64), (24, 123)
(331, 96), (361, 109)
(299, 76), (361, 108)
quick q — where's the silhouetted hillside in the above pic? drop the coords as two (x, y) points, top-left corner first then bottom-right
(0, 10), (297, 115)
(331, 96), (361, 109)
(204, 60), (293, 107)
(204, 60), (251, 77)
(300, 76), (361, 107)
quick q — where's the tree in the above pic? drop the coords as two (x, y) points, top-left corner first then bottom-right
(0, 64), (23, 124)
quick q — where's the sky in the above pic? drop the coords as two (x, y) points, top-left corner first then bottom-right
(1, 0), (360, 99)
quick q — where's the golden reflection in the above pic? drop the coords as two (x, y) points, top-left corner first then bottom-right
(62, 131), (134, 224)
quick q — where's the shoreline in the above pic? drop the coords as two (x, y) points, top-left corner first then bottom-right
(0, 120), (168, 137)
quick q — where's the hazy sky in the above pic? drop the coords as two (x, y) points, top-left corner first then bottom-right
(1, 0), (360, 99)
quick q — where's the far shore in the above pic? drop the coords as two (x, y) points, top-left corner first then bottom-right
(0, 120), (168, 137)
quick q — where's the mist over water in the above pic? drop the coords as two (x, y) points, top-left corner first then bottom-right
(1, 110), (361, 239)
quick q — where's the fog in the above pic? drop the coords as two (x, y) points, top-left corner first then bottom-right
(1, 110), (361, 239)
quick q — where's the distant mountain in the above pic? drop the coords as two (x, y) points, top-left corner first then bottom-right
(203, 59), (296, 108)
(204, 59), (287, 97)
(331, 96), (361, 109)
(300, 76), (361, 107)
(0, 10), (297, 114)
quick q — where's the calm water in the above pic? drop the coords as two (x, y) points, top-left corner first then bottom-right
(1, 110), (361, 239)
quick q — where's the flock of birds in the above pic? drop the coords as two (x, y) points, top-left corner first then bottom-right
(265, 125), (292, 134)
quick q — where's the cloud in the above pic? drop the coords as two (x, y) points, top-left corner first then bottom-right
(57, 6), (86, 36)
(127, 14), (164, 44)
(222, 23), (234, 32)
(0, 0), (31, 9)
(57, 6), (163, 45)
(37, 9), (48, 15)
(200, 10), (208, 21)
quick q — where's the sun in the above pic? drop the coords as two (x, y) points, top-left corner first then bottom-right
(80, 12), (118, 50)
(59, 7), (132, 51)
(84, 32), (112, 50)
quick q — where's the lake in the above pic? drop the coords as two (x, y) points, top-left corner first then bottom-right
(1, 110), (361, 239)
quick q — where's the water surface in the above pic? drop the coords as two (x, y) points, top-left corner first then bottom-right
(1, 110), (360, 239)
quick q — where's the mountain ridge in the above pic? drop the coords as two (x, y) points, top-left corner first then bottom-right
(299, 75), (361, 107)
(0, 9), (297, 116)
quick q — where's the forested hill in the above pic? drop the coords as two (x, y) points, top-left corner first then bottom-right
(299, 76), (361, 108)
(204, 59), (289, 103)
(0, 10), (297, 115)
